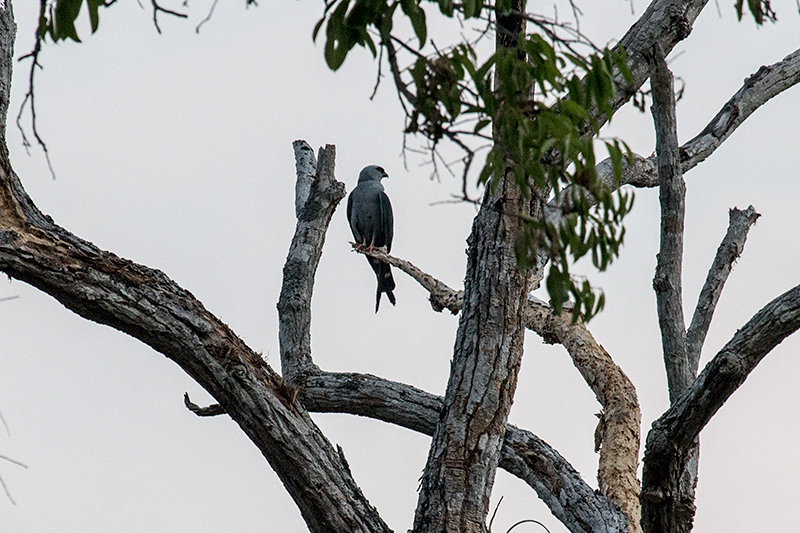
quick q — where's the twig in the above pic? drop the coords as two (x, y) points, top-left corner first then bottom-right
(488, 495), (504, 532)
(0, 454), (28, 469)
(0, 454), (28, 506)
(16, 0), (56, 180)
(506, 519), (552, 533)
(183, 393), (225, 417)
(0, 474), (16, 505)
(150, 0), (188, 34)
(369, 44), (385, 100)
(195, 0), (220, 33)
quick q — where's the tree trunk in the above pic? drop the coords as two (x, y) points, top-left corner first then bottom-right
(412, 5), (532, 530)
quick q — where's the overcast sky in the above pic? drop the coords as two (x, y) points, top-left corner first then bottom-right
(1, 1), (799, 532)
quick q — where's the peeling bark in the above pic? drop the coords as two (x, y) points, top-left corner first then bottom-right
(525, 297), (641, 533)
(356, 247), (639, 532)
(301, 373), (628, 533)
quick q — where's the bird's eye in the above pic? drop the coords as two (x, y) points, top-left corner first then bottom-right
(377, 166), (385, 173)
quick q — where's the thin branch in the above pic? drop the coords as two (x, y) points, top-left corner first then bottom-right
(686, 206), (760, 369)
(150, 0), (188, 34)
(582, 47), (800, 198)
(16, 0), (55, 179)
(0, 474), (16, 505)
(650, 43), (689, 403)
(195, 0), (220, 33)
(0, 453), (28, 506)
(0, 454), (28, 469)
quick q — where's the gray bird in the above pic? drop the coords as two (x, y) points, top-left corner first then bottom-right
(347, 165), (396, 313)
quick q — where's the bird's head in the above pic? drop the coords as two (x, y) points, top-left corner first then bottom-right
(358, 165), (389, 183)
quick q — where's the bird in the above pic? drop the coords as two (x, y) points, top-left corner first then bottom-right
(347, 165), (396, 313)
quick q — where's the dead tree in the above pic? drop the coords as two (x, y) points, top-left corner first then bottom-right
(0, 0), (799, 532)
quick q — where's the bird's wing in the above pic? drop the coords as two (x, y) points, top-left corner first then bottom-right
(346, 191), (362, 243)
(379, 191), (393, 252)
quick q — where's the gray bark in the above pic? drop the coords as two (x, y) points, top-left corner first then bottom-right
(647, 43), (698, 533)
(685, 206), (760, 368)
(2, 0), (799, 532)
(412, 170), (533, 533)
(301, 371), (628, 533)
(412, 3), (534, 531)
(278, 141), (343, 383)
(550, 47), (800, 222)
(641, 284), (800, 533)
(650, 45), (690, 404)
(0, 7), (389, 530)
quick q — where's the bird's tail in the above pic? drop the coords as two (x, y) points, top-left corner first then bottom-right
(374, 262), (396, 313)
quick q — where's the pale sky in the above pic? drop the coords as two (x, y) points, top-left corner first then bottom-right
(1, 1), (799, 532)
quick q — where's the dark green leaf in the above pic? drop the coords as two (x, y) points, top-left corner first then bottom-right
(87, 0), (103, 33)
(401, 0), (427, 47)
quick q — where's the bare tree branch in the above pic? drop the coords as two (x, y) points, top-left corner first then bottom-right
(352, 245), (464, 314)
(0, 10), (388, 514)
(650, 43), (690, 403)
(546, 46), (800, 225)
(641, 284), (800, 533)
(680, 48), (800, 172)
(524, 296), (642, 533)
(275, 145), (628, 531)
(300, 372), (629, 533)
(278, 141), (344, 383)
(648, 42), (699, 533)
(685, 206), (760, 369)
(587, 47), (800, 196)
(597, 0), (711, 127)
